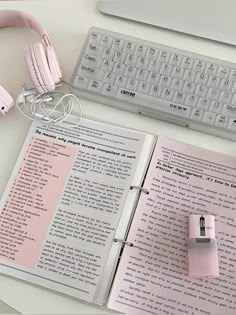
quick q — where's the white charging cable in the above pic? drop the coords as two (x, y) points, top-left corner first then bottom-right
(16, 84), (83, 128)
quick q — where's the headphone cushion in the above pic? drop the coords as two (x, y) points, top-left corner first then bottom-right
(25, 42), (55, 93)
(32, 43), (55, 91)
(0, 85), (14, 115)
(25, 45), (46, 93)
(46, 45), (62, 83)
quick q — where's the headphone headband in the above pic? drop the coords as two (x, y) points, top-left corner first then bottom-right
(0, 9), (62, 116)
(0, 10), (51, 45)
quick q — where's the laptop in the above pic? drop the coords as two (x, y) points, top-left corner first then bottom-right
(97, 0), (236, 46)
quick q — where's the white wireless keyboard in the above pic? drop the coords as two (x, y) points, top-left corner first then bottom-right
(70, 27), (236, 140)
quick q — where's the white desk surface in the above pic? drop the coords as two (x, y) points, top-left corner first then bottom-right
(0, 0), (236, 314)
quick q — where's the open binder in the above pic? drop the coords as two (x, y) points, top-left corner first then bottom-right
(0, 117), (236, 315)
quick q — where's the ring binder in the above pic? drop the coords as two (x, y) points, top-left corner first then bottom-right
(114, 238), (134, 247)
(130, 185), (149, 194)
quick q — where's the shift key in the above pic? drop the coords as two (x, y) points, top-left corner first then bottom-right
(77, 64), (104, 80)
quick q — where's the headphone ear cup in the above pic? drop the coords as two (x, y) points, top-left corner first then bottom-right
(46, 46), (62, 84)
(25, 42), (55, 93)
(25, 45), (46, 93)
(0, 85), (14, 115)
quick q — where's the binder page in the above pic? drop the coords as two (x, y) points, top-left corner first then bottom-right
(108, 136), (236, 315)
(0, 118), (148, 303)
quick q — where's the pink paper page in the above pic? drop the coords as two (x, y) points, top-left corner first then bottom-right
(108, 137), (236, 315)
(0, 136), (76, 267)
(0, 118), (152, 303)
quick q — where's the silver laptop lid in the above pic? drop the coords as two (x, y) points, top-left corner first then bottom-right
(97, 0), (236, 46)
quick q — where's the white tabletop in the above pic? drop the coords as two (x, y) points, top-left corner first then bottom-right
(0, 0), (235, 314)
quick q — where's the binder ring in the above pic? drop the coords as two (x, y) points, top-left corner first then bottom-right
(114, 238), (134, 247)
(130, 185), (149, 195)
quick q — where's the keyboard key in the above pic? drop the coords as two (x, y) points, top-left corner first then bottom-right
(113, 51), (126, 63)
(222, 104), (236, 117)
(182, 57), (194, 69)
(146, 47), (158, 59)
(193, 60), (206, 72)
(149, 85), (162, 97)
(82, 54), (102, 69)
(101, 59), (114, 72)
(219, 79), (232, 91)
(148, 60), (161, 72)
(78, 65), (104, 80)
(229, 69), (236, 81)
(171, 78), (184, 91)
(136, 56), (149, 69)
(135, 44), (147, 57)
(231, 94), (236, 105)
(88, 80), (103, 93)
(158, 50), (170, 63)
(183, 82), (195, 94)
(185, 94), (198, 107)
(215, 115), (228, 128)
(173, 91), (186, 104)
(209, 101), (223, 114)
(113, 62), (126, 75)
(160, 63), (173, 76)
(136, 69), (148, 81)
(126, 78), (139, 90)
(169, 53), (182, 66)
(217, 66), (230, 79)
(72, 76), (89, 89)
(102, 84), (118, 97)
(89, 32), (102, 45)
(207, 88), (219, 100)
(202, 111), (216, 124)
(102, 48), (115, 60)
(161, 88), (174, 101)
(227, 118), (236, 130)
(100, 35), (113, 47)
(159, 75), (172, 88)
(191, 108), (204, 121)
(85, 43), (103, 56)
(195, 85), (207, 97)
(196, 72), (208, 85)
(232, 82), (236, 93)
(123, 41), (136, 54)
(103, 72), (116, 84)
(147, 72), (160, 85)
(207, 75), (220, 88)
(183, 69), (196, 82)
(138, 81), (150, 94)
(172, 66), (184, 79)
(205, 63), (218, 76)
(219, 91), (232, 103)
(124, 66), (137, 78)
(115, 75), (127, 88)
(125, 54), (138, 66)
(112, 38), (124, 51)
(198, 97), (210, 110)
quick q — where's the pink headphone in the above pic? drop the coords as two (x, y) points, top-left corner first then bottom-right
(0, 10), (62, 116)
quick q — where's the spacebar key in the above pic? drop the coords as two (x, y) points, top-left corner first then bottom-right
(116, 88), (191, 118)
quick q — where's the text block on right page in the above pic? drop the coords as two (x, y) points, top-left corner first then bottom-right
(108, 136), (236, 315)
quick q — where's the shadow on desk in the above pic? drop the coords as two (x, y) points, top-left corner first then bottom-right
(0, 300), (19, 314)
